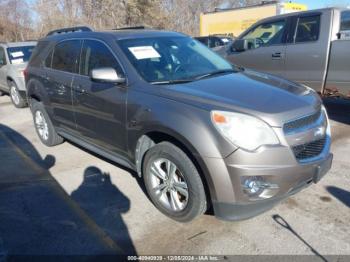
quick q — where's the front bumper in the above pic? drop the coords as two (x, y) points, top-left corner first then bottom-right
(204, 140), (332, 221)
(213, 152), (333, 221)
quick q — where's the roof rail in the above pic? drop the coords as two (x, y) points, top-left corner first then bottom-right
(113, 26), (149, 30)
(47, 26), (92, 36)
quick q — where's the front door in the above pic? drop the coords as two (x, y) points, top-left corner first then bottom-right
(227, 19), (288, 77)
(72, 39), (127, 157)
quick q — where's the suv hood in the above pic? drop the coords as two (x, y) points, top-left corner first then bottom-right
(159, 70), (322, 127)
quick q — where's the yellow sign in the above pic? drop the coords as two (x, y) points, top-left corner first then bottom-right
(200, 2), (308, 37)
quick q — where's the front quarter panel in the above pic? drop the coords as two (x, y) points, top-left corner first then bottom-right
(127, 87), (238, 162)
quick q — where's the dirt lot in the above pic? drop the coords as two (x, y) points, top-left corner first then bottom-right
(0, 95), (349, 258)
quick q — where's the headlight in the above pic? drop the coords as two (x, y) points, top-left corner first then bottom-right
(211, 110), (279, 151)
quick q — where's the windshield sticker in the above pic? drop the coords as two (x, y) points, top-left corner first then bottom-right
(128, 46), (161, 60)
(11, 58), (24, 64)
(10, 51), (24, 58)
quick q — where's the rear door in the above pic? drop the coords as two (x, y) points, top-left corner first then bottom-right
(284, 11), (331, 92)
(45, 39), (82, 132)
(72, 39), (128, 157)
(226, 18), (288, 76)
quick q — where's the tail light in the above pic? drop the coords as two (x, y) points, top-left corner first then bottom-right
(23, 68), (29, 82)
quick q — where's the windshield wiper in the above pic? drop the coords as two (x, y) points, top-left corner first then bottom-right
(193, 69), (235, 80)
(150, 79), (195, 85)
(150, 68), (239, 85)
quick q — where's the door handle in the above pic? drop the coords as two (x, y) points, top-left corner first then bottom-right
(74, 85), (87, 94)
(272, 52), (283, 60)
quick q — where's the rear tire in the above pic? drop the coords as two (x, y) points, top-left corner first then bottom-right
(9, 82), (27, 108)
(32, 101), (64, 147)
(0, 90), (4, 96)
(143, 142), (207, 222)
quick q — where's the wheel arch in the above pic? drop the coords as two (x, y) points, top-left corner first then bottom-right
(26, 78), (46, 106)
(6, 76), (15, 87)
(135, 129), (217, 206)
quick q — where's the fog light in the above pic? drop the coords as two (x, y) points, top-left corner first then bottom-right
(243, 177), (264, 195)
(241, 176), (279, 199)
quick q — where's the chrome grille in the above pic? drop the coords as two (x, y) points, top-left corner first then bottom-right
(283, 110), (321, 134)
(292, 138), (326, 161)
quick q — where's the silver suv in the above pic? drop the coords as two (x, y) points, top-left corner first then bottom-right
(0, 41), (37, 108)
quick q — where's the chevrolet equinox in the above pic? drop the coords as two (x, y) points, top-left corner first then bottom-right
(25, 27), (333, 222)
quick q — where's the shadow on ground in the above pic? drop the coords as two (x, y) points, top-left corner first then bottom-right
(0, 124), (135, 256)
(326, 186), (350, 208)
(71, 167), (136, 254)
(323, 97), (350, 125)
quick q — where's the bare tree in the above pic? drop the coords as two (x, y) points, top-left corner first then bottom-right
(0, 0), (267, 41)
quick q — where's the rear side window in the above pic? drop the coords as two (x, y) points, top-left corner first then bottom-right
(52, 40), (81, 73)
(295, 15), (320, 43)
(79, 40), (124, 77)
(29, 41), (48, 67)
(341, 11), (350, 31)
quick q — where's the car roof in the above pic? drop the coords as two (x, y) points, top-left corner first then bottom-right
(44, 29), (187, 42)
(1, 41), (37, 48)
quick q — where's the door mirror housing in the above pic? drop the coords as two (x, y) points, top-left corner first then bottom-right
(90, 68), (125, 84)
(232, 39), (248, 52)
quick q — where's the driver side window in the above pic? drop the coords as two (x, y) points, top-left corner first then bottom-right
(242, 20), (286, 50)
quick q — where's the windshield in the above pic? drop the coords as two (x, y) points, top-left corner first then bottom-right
(118, 36), (233, 84)
(7, 46), (35, 64)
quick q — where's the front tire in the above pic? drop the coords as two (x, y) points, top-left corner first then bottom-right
(143, 142), (207, 222)
(32, 101), (64, 147)
(9, 82), (27, 108)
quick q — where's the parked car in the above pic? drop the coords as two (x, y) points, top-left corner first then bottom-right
(0, 41), (37, 107)
(195, 35), (233, 49)
(25, 26), (332, 222)
(223, 8), (350, 98)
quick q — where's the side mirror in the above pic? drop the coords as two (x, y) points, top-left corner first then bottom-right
(232, 39), (248, 52)
(91, 67), (125, 84)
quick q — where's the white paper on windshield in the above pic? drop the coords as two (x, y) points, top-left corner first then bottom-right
(128, 46), (161, 60)
(221, 39), (229, 43)
(10, 51), (24, 58)
(11, 58), (24, 64)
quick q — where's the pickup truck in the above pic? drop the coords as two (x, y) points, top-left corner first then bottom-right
(223, 8), (350, 97)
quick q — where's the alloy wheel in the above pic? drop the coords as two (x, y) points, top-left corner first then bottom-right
(10, 86), (20, 105)
(149, 158), (189, 212)
(35, 111), (49, 141)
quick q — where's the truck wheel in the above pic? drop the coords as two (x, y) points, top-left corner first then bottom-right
(32, 101), (64, 147)
(9, 82), (27, 108)
(143, 142), (207, 222)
